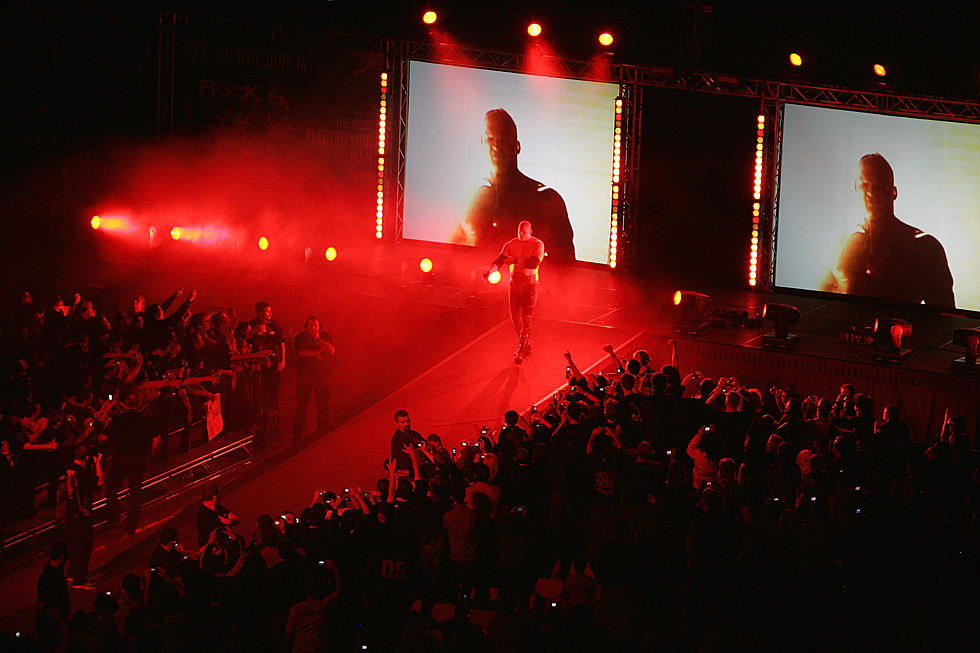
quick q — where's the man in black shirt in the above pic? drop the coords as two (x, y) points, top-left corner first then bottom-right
(103, 387), (156, 534)
(65, 443), (103, 589)
(36, 541), (70, 651)
(147, 528), (184, 617)
(390, 410), (424, 475)
(292, 315), (335, 441)
(248, 301), (285, 438)
(196, 483), (239, 547)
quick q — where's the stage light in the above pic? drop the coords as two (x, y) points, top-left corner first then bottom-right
(873, 63), (887, 77)
(527, 23), (542, 37)
(422, 10), (437, 25)
(599, 32), (614, 47)
(951, 328), (980, 374)
(487, 270), (501, 284)
(872, 317), (912, 362)
(789, 52), (803, 67)
(672, 290), (711, 335)
(325, 246), (337, 262)
(376, 72), (388, 240)
(91, 215), (101, 230)
(749, 114), (765, 286)
(258, 236), (270, 251)
(762, 303), (800, 349)
(171, 227), (183, 241)
(609, 97), (623, 269)
(420, 257), (433, 273)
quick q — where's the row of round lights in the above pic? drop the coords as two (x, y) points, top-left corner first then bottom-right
(94, 218), (339, 259)
(609, 98), (623, 269)
(417, 257), (501, 284)
(789, 52), (888, 77)
(421, 10), (613, 46)
(748, 114), (764, 287)
(376, 72), (388, 239)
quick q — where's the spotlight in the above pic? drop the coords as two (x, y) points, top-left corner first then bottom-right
(90, 216), (102, 230)
(422, 10), (437, 25)
(527, 23), (542, 37)
(789, 52), (803, 67)
(598, 32), (614, 47)
(487, 270), (501, 285)
(258, 236), (270, 251)
(672, 290), (711, 335)
(170, 227), (183, 241)
(761, 303), (800, 349)
(325, 246), (337, 262)
(872, 317), (912, 363)
(873, 63), (887, 77)
(420, 257), (433, 273)
(951, 327), (980, 374)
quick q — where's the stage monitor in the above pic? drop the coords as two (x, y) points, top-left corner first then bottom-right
(402, 60), (620, 265)
(774, 103), (980, 312)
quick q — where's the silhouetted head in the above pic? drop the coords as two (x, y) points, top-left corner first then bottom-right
(484, 109), (520, 174)
(858, 153), (897, 221)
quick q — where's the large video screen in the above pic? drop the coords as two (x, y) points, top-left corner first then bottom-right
(775, 103), (980, 311)
(402, 61), (620, 265)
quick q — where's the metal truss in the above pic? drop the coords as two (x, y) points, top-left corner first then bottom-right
(391, 50), (409, 243)
(332, 31), (980, 124)
(638, 72), (980, 123)
(765, 102), (785, 293)
(617, 81), (641, 272)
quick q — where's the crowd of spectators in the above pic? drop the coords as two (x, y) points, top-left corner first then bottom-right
(12, 338), (978, 651)
(0, 288), (286, 540)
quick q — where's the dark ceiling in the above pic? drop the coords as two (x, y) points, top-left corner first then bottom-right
(4, 1), (978, 98)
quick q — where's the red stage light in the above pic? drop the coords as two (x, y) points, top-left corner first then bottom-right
(789, 53), (803, 67)
(673, 290), (683, 306)
(598, 32), (614, 47)
(170, 227), (183, 241)
(873, 63), (887, 77)
(376, 72), (388, 240)
(90, 215), (136, 234)
(325, 246), (337, 262)
(420, 257), (433, 273)
(527, 23), (542, 37)
(258, 236), (269, 251)
(422, 10), (437, 25)
(487, 270), (501, 285)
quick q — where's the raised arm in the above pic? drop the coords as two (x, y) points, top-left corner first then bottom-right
(601, 344), (625, 373)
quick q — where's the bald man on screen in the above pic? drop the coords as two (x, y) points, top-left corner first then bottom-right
(821, 153), (955, 306)
(454, 108), (575, 263)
